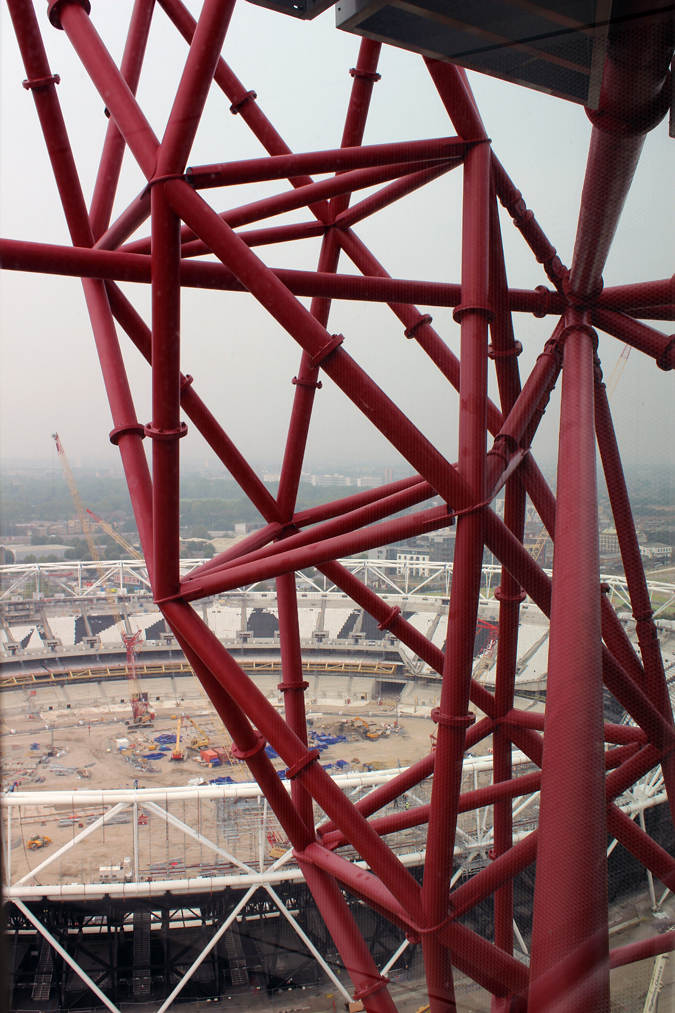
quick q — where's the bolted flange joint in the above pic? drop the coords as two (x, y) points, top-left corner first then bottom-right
(532, 285), (551, 319)
(109, 423), (146, 447)
(286, 748), (320, 780)
(349, 68), (381, 82)
(23, 74), (60, 90)
(308, 333), (344, 370)
(144, 422), (188, 441)
(48, 0), (90, 30)
(562, 271), (604, 306)
(452, 303), (495, 325)
(488, 340), (522, 360)
(405, 314), (432, 339)
(431, 708), (475, 729)
(558, 310), (599, 351)
(353, 977), (390, 1001)
(231, 731), (266, 761)
(377, 605), (401, 632)
(230, 90), (257, 115)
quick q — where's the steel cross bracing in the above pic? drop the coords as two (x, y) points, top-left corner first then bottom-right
(1, 1), (675, 1010)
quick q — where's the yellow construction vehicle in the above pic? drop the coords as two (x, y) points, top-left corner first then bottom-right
(183, 715), (210, 750)
(27, 835), (51, 850)
(352, 716), (381, 740)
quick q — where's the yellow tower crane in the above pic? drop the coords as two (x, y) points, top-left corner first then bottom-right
(86, 508), (143, 561)
(51, 433), (153, 728)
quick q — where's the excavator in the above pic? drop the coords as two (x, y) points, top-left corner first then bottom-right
(352, 716), (381, 740)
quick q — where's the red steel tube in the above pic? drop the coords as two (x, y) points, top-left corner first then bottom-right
(422, 139), (492, 1013)
(150, 187), (182, 599)
(609, 930), (675, 970)
(299, 843), (413, 930)
(321, 771), (543, 849)
(436, 919), (528, 998)
(103, 280), (284, 525)
(9, 0), (153, 563)
(56, 1), (159, 179)
(330, 37), (381, 218)
(188, 474), (423, 582)
(334, 161), (456, 230)
(7, 0), (92, 248)
(593, 308), (675, 370)
(156, 0), (332, 222)
(156, 0), (235, 176)
(276, 572), (314, 829)
(607, 804), (675, 892)
(0, 236), (563, 316)
(166, 502), (457, 599)
(594, 382), (672, 701)
(597, 276), (675, 314)
(425, 59), (488, 141)
(568, 10), (674, 301)
(277, 38), (383, 522)
(491, 154), (567, 292)
(164, 180), (468, 510)
(163, 601), (427, 924)
(316, 561), (504, 723)
(528, 318), (610, 1012)
(89, 0), (155, 240)
(487, 188), (536, 981)
(336, 226), (505, 439)
(182, 480), (434, 584)
(186, 137), (466, 188)
(124, 158), (458, 257)
(166, 611), (314, 845)
(277, 229), (342, 520)
(484, 508), (675, 752)
(298, 862), (399, 1012)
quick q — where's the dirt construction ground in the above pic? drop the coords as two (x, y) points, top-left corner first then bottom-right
(5, 692), (672, 1012)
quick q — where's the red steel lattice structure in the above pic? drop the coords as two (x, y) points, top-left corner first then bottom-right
(2, 1), (675, 1009)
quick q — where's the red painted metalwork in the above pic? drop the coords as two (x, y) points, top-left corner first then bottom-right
(2, 1), (675, 1010)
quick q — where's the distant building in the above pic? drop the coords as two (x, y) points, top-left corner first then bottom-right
(234, 522), (267, 537)
(599, 527), (619, 553)
(367, 546), (396, 561)
(396, 547), (430, 577)
(640, 543), (672, 564)
(600, 526), (648, 554)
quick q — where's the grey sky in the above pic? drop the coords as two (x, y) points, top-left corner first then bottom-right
(1, 1), (673, 479)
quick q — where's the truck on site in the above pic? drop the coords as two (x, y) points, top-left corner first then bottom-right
(27, 835), (51, 851)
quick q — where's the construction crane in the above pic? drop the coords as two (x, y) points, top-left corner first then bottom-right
(183, 714), (210, 750)
(171, 717), (184, 761)
(86, 508), (143, 561)
(606, 343), (632, 401)
(52, 433), (153, 728)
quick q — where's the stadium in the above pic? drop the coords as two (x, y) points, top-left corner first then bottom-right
(3, 558), (675, 1008)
